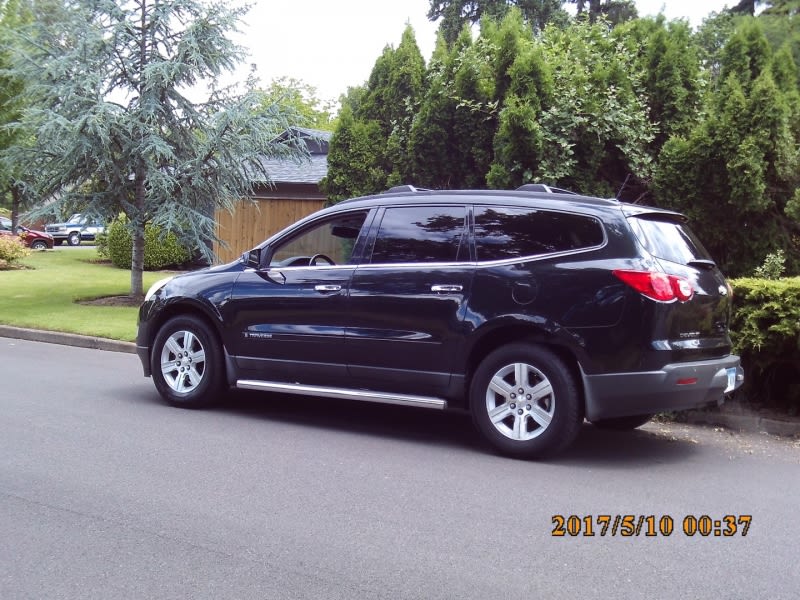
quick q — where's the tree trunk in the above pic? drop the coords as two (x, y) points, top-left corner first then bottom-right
(10, 182), (21, 231)
(130, 168), (146, 298)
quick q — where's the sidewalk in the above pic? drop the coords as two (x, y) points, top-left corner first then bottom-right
(1, 324), (799, 438)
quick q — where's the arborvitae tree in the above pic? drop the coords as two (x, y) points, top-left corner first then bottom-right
(325, 25), (426, 198)
(409, 19), (502, 190)
(320, 102), (386, 202)
(408, 32), (464, 189)
(487, 37), (552, 188)
(488, 20), (653, 197)
(615, 17), (703, 151)
(721, 17), (773, 87)
(654, 19), (800, 275)
(6, 0), (307, 297)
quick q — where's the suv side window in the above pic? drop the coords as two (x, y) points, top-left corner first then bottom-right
(474, 206), (604, 261)
(270, 211), (369, 267)
(370, 206), (468, 264)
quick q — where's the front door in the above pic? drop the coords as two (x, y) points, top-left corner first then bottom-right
(223, 210), (370, 386)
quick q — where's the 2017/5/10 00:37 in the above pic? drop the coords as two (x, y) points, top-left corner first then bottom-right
(551, 514), (753, 537)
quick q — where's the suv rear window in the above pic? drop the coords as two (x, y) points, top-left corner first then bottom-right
(628, 215), (712, 265)
(474, 207), (604, 261)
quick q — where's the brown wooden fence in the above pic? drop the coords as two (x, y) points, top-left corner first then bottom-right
(213, 197), (325, 264)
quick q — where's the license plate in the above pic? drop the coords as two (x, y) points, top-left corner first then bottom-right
(724, 368), (737, 393)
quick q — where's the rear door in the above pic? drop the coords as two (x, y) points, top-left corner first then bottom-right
(345, 204), (473, 394)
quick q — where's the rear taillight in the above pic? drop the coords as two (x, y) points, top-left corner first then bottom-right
(613, 270), (694, 302)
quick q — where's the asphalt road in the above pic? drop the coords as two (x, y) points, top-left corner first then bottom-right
(1, 338), (798, 599)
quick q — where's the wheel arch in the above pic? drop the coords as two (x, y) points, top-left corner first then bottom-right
(463, 322), (586, 412)
(145, 298), (226, 356)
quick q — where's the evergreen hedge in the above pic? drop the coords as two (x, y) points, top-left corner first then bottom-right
(106, 215), (192, 270)
(730, 277), (800, 414)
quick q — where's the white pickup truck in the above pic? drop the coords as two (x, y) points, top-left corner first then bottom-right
(44, 213), (105, 246)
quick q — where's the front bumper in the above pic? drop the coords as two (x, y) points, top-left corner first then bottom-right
(582, 355), (744, 420)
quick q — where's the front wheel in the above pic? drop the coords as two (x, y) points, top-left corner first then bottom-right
(31, 240), (48, 250)
(470, 343), (583, 459)
(67, 232), (81, 246)
(150, 316), (224, 408)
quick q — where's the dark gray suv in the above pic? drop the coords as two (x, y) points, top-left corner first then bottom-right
(136, 185), (743, 458)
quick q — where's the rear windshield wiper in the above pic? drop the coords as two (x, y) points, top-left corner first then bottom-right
(687, 259), (717, 270)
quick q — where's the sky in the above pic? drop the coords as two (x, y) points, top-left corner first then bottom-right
(232, 0), (736, 103)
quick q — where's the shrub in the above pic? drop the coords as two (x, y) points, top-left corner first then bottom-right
(106, 215), (192, 270)
(95, 230), (109, 260)
(730, 277), (800, 413)
(0, 234), (31, 268)
(752, 249), (786, 280)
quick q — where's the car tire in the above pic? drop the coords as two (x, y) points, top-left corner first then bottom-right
(470, 343), (583, 459)
(67, 232), (81, 246)
(591, 414), (653, 430)
(31, 240), (48, 250)
(151, 316), (224, 408)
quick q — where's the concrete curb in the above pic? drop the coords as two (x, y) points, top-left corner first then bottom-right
(0, 325), (136, 354)
(683, 410), (800, 438)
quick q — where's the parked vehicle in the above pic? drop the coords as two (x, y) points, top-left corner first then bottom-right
(0, 216), (54, 250)
(136, 184), (744, 458)
(44, 213), (105, 246)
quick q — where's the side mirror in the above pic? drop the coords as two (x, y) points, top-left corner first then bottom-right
(245, 248), (262, 269)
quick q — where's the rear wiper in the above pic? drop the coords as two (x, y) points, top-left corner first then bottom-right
(687, 259), (717, 270)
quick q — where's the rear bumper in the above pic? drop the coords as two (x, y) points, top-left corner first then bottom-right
(582, 355), (743, 420)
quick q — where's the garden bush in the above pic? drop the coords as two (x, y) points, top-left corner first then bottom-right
(0, 234), (31, 268)
(106, 215), (192, 270)
(730, 277), (800, 414)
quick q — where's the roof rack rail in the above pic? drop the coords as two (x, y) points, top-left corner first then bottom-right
(516, 183), (578, 195)
(383, 184), (432, 194)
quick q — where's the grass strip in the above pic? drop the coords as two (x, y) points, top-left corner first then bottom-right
(0, 248), (179, 342)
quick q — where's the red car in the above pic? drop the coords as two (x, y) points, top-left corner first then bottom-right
(0, 216), (54, 250)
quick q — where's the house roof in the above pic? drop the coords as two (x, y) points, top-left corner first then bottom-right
(259, 127), (331, 185)
(258, 153), (329, 185)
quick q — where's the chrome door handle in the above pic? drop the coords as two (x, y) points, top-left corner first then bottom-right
(314, 284), (342, 292)
(431, 284), (463, 293)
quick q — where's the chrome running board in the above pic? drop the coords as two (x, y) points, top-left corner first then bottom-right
(235, 380), (448, 410)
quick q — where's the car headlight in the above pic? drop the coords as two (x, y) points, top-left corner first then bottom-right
(144, 276), (174, 302)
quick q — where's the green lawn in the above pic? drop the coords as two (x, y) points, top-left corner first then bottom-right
(0, 248), (179, 342)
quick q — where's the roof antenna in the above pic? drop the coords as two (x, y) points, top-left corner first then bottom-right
(616, 174), (631, 200)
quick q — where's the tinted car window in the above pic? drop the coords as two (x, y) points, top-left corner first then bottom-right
(270, 211), (368, 266)
(628, 216), (712, 265)
(474, 207), (604, 261)
(370, 206), (467, 264)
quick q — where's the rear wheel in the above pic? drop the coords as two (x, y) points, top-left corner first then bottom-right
(470, 343), (583, 459)
(150, 315), (224, 408)
(591, 414), (653, 430)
